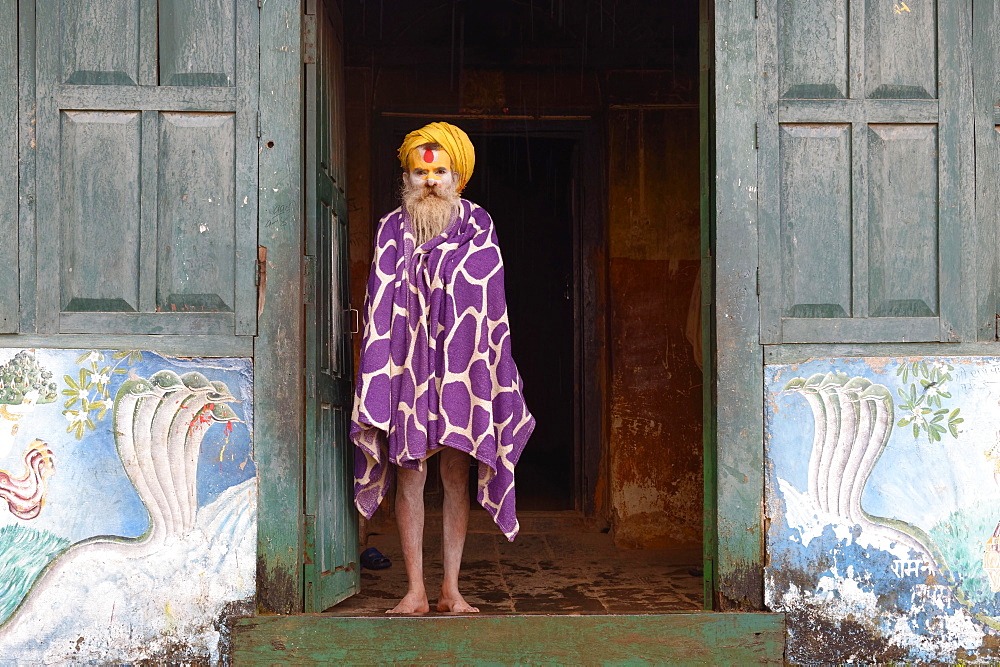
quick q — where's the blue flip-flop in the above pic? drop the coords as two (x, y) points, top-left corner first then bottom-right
(360, 547), (392, 570)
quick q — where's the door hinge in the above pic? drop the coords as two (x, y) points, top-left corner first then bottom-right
(754, 123), (759, 150)
(304, 255), (316, 304)
(256, 109), (262, 139)
(754, 0), (759, 18)
(256, 245), (268, 318)
(756, 266), (761, 296)
(303, 513), (316, 551)
(303, 13), (317, 64)
(255, 246), (266, 286)
(253, 245), (267, 317)
(995, 313), (999, 341)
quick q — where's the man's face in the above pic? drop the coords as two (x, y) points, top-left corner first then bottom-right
(404, 146), (457, 193)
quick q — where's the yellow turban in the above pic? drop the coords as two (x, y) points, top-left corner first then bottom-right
(398, 122), (475, 193)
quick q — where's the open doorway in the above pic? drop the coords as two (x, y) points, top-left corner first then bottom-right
(340, 0), (704, 613)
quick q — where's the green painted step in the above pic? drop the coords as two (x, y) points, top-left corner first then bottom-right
(233, 612), (785, 665)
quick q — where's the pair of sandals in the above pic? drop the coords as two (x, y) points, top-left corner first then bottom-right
(360, 547), (392, 570)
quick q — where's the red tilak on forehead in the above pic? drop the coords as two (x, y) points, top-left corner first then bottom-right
(423, 148), (434, 164)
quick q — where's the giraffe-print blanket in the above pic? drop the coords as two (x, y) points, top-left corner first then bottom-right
(351, 199), (535, 540)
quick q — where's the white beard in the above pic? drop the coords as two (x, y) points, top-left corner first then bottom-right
(402, 181), (460, 246)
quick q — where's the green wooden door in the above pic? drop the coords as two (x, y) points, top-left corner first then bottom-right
(0, 0), (15, 332)
(29, 0), (259, 337)
(756, 0), (973, 344)
(302, 0), (358, 612)
(975, 1), (1000, 341)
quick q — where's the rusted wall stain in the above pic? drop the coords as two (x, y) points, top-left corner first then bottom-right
(346, 66), (374, 373)
(608, 107), (703, 549)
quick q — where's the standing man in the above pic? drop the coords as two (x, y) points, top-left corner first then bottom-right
(351, 122), (535, 614)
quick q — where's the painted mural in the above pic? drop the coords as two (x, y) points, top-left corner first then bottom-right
(764, 356), (1000, 663)
(0, 349), (255, 663)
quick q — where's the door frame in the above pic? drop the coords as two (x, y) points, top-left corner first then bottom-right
(709, 0), (766, 611)
(252, 0), (757, 616)
(699, 0), (718, 611)
(302, 0), (359, 613)
(255, 0), (308, 614)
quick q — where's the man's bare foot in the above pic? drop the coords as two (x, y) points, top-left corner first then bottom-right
(386, 591), (430, 614)
(436, 594), (480, 613)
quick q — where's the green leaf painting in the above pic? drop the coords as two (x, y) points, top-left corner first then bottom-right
(895, 360), (962, 443)
(61, 350), (142, 440)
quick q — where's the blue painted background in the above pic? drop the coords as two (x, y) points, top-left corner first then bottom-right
(0, 349), (254, 543)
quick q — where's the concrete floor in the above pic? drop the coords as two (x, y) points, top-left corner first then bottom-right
(328, 512), (704, 615)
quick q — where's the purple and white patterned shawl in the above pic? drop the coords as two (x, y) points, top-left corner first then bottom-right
(351, 199), (535, 540)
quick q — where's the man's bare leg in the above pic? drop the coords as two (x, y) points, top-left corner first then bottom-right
(388, 464), (430, 613)
(436, 447), (480, 613)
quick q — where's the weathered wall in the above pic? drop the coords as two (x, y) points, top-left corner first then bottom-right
(346, 66), (373, 373)
(766, 356), (1000, 662)
(0, 348), (255, 663)
(607, 108), (702, 549)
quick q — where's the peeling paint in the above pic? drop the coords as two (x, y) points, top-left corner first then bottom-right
(767, 356), (1000, 662)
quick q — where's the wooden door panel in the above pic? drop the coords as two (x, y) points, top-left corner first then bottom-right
(306, 402), (355, 609)
(758, 0), (971, 343)
(777, 0), (848, 99)
(864, 0), (936, 99)
(158, 0), (236, 86)
(315, 404), (339, 571)
(156, 112), (237, 313)
(331, 208), (346, 375)
(59, 110), (142, 313)
(32, 0), (258, 336)
(322, 5), (346, 190)
(316, 195), (333, 374)
(991, 121), (1000, 337)
(304, 165), (356, 612)
(779, 123), (852, 319)
(59, 0), (142, 86)
(866, 124), (938, 318)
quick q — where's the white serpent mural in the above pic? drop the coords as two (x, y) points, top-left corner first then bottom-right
(0, 349), (255, 663)
(783, 372), (937, 567)
(767, 358), (1000, 663)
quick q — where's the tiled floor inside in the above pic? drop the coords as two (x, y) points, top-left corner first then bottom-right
(328, 513), (704, 615)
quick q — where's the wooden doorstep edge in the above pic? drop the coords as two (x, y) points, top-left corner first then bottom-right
(232, 612), (785, 665)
